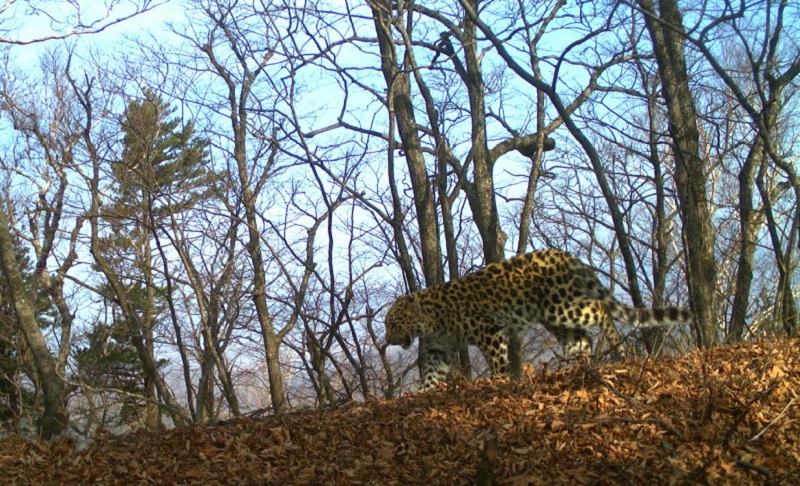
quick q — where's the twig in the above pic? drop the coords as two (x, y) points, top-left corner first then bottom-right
(583, 368), (685, 440)
(723, 453), (772, 479)
(474, 425), (498, 486)
(721, 382), (777, 448)
(584, 367), (642, 409)
(750, 396), (797, 443)
(574, 416), (685, 440)
(689, 382), (778, 482)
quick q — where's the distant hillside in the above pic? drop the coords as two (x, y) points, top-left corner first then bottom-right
(2, 338), (798, 485)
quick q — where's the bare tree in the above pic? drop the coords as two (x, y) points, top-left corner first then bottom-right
(0, 49), (86, 384)
(168, 0), (324, 413)
(0, 197), (68, 439)
(635, 0), (720, 347)
(0, 0), (160, 45)
(0, 49), (104, 438)
(679, 0), (800, 337)
(165, 198), (245, 421)
(368, 0), (457, 386)
(452, 0), (689, 358)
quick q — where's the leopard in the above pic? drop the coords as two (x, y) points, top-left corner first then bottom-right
(384, 249), (692, 389)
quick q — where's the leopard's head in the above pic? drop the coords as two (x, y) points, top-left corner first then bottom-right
(384, 294), (432, 349)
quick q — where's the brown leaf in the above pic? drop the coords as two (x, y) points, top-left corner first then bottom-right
(2, 338), (800, 485)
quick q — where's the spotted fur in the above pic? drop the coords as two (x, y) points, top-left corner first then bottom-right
(384, 249), (691, 388)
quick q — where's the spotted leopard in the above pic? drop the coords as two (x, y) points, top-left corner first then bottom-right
(384, 249), (691, 388)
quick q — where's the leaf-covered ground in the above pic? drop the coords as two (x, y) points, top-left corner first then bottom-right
(2, 338), (799, 485)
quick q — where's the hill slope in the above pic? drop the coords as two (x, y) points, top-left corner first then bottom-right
(2, 339), (799, 485)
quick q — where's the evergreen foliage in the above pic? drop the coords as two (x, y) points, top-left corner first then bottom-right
(76, 90), (211, 428)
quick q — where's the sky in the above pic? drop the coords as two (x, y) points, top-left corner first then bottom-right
(5, 0), (180, 58)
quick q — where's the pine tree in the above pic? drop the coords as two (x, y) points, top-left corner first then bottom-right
(85, 90), (212, 430)
(114, 89), (213, 225)
(74, 321), (168, 427)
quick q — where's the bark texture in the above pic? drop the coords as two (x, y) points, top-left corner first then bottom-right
(0, 201), (68, 439)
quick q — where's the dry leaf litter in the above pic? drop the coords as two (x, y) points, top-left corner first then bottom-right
(1, 338), (799, 485)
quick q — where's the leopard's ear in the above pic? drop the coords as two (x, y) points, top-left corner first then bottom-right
(399, 293), (423, 312)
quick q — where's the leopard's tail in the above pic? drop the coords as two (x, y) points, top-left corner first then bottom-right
(606, 299), (692, 328)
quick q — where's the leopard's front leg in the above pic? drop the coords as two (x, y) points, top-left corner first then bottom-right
(476, 330), (510, 378)
(421, 344), (456, 389)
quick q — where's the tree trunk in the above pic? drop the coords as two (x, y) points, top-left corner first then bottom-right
(0, 200), (68, 439)
(199, 8), (290, 414)
(757, 158), (800, 336)
(516, 90), (547, 256)
(369, 1), (454, 383)
(459, 0), (523, 377)
(438, 169), (473, 377)
(756, 89), (799, 336)
(639, 0), (719, 347)
(142, 231), (161, 431)
(729, 140), (762, 341)
(306, 328), (337, 406)
(461, 0), (506, 265)
(241, 186), (288, 413)
(196, 344), (216, 423)
(641, 65), (669, 355)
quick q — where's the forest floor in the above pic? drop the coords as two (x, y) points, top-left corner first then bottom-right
(2, 338), (799, 485)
